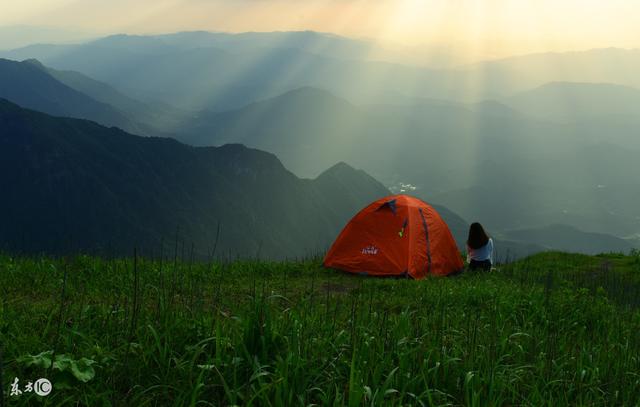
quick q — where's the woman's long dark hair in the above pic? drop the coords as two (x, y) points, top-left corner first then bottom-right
(467, 222), (489, 250)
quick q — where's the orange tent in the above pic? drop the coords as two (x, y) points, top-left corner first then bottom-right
(324, 195), (463, 279)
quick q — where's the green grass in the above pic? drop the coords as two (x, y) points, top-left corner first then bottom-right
(1, 250), (640, 406)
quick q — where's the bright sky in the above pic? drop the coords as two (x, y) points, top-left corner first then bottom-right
(2, 0), (639, 59)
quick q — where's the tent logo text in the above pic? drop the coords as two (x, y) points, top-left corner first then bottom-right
(361, 245), (379, 255)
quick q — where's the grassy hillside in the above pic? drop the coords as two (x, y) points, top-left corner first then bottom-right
(2, 251), (640, 405)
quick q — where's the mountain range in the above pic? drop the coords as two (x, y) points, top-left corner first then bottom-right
(172, 87), (640, 239)
(502, 224), (633, 255)
(0, 58), (145, 134)
(506, 82), (640, 121)
(1, 31), (638, 257)
(1, 96), (628, 258)
(4, 34), (640, 109)
(0, 98), (389, 258)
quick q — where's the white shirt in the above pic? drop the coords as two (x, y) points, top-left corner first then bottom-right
(467, 238), (494, 264)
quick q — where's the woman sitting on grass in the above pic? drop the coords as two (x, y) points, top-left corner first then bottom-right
(466, 222), (494, 271)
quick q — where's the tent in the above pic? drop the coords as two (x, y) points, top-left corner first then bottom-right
(324, 194), (463, 279)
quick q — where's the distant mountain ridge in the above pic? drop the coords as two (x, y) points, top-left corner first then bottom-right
(0, 32), (454, 109)
(4, 35), (640, 107)
(467, 47), (640, 89)
(0, 99), (390, 258)
(505, 81), (640, 120)
(503, 224), (634, 255)
(0, 58), (149, 134)
(39, 60), (187, 132)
